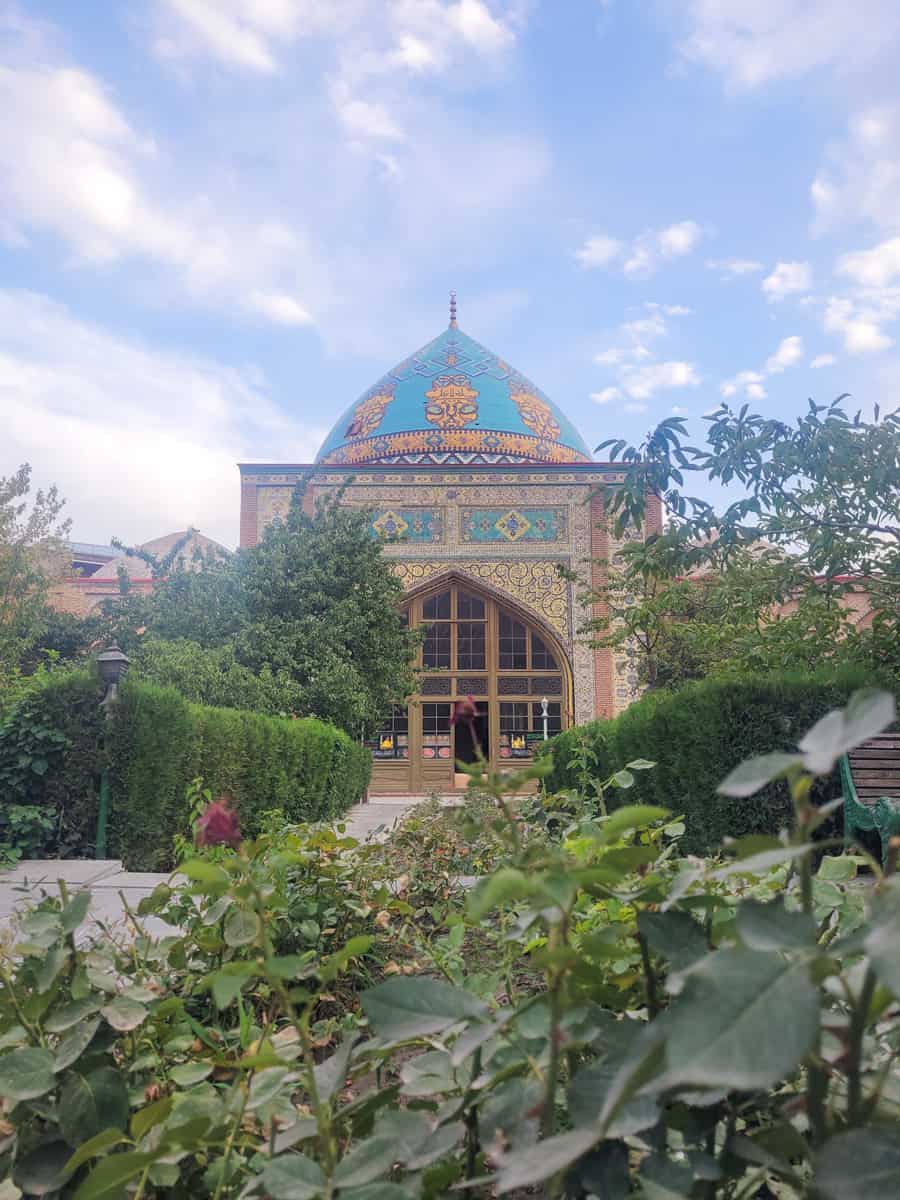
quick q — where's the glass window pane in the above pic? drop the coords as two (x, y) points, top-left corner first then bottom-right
(457, 590), (485, 619)
(499, 612), (527, 670)
(423, 590), (451, 620)
(499, 703), (530, 732)
(372, 705), (409, 758)
(457, 621), (486, 670)
(532, 702), (562, 734)
(531, 634), (557, 670)
(423, 622), (451, 668)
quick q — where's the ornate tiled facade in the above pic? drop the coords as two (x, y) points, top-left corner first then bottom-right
(240, 464), (654, 727)
(238, 313), (657, 773)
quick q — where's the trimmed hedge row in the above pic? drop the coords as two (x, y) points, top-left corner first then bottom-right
(540, 668), (893, 856)
(0, 670), (370, 869)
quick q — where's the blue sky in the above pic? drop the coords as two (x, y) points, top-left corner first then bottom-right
(2, 0), (900, 547)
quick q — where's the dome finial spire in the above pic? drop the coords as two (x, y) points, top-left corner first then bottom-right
(449, 289), (457, 327)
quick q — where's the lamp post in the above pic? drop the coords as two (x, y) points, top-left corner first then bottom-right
(541, 696), (550, 742)
(96, 642), (129, 859)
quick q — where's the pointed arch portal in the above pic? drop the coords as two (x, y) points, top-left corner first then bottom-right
(368, 575), (574, 794)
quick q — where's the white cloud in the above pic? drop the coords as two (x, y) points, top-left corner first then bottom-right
(594, 348), (626, 365)
(331, 88), (407, 140)
(706, 257), (764, 278)
(762, 261), (813, 300)
(577, 221), (703, 278)
(591, 387), (621, 404)
(671, 405), (689, 415)
(575, 234), (623, 268)
(812, 107), (900, 234)
(0, 290), (323, 547)
(678, 1), (900, 90)
(447, 0), (515, 51)
(837, 237), (900, 288)
(766, 335), (804, 373)
(621, 361), (700, 400)
(721, 370), (766, 399)
(246, 291), (314, 325)
(824, 297), (895, 353)
(0, 51), (322, 326)
(810, 353), (837, 367)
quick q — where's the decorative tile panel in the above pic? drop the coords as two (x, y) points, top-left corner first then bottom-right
(256, 487), (294, 540)
(460, 507), (568, 544)
(369, 508), (444, 542)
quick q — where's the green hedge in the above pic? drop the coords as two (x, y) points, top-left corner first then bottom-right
(540, 668), (893, 856)
(0, 671), (370, 869)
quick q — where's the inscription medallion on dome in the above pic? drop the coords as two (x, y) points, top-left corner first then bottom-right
(345, 388), (394, 439)
(424, 375), (479, 428)
(510, 387), (561, 441)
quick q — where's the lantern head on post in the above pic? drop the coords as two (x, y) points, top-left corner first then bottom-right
(97, 642), (130, 708)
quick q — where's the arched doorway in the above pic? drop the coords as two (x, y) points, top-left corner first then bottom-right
(368, 577), (573, 794)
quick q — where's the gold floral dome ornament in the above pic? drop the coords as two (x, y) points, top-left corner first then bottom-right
(315, 298), (591, 467)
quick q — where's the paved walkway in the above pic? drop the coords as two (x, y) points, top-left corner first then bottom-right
(0, 798), (426, 939)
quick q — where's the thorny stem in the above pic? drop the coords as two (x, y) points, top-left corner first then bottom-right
(464, 1047), (483, 1187)
(212, 1086), (250, 1200)
(244, 859), (337, 1192)
(637, 930), (660, 1018)
(846, 966), (877, 1124)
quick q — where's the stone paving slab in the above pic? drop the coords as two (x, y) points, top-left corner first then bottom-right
(0, 799), (426, 934)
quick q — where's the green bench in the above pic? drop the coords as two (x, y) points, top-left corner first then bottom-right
(841, 730), (900, 866)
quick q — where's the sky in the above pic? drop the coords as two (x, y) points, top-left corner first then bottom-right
(2, 0), (900, 549)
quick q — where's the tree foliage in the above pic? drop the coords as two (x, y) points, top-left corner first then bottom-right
(91, 485), (417, 735)
(0, 463), (71, 685)
(589, 400), (899, 686)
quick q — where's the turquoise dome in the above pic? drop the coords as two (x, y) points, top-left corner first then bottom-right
(316, 318), (591, 467)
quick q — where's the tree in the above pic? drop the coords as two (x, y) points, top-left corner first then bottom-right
(230, 487), (418, 735)
(100, 485), (418, 734)
(0, 464), (71, 682)
(588, 400), (899, 686)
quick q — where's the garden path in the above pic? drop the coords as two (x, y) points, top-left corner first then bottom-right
(0, 796), (443, 938)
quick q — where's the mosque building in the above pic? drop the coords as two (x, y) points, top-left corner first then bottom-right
(240, 298), (661, 794)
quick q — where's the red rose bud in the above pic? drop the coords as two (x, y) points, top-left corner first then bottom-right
(196, 798), (242, 849)
(451, 695), (478, 727)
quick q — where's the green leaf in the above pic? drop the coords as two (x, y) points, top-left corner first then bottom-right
(169, 1062), (214, 1087)
(13, 1141), (72, 1196)
(610, 769), (634, 789)
(341, 1187), (416, 1200)
(637, 910), (707, 975)
(101, 996), (148, 1032)
(717, 752), (802, 798)
(570, 1060), (658, 1139)
(865, 879), (900, 998)
(639, 1156), (694, 1199)
(59, 1068), (129, 1146)
(45, 997), (101, 1033)
(313, 1038), (355, 1103)
(136, 883), (172, 916)
(467, 867), (534, 919)
(176, 859), (230, 889)
(55, 1017), (102, 1073)
(248, 1066), (294, 1110)
(0, 1046), (56, 1100)
(62, 1129), (128, 1177)
(208, 961), (258, 1008)
(799, 690), (896, 775)
(664, 949), (819, 1090)
(259, 1154), (325, 1200)
(130, 1095), (174, 1141)
(736, 900), (816, 951)
(600, 805), (669, 842)
(36, 945), (69, 994)
(712, 843), (817, 878)
(61, 889), (92, 934)
(224, 906), (261, 947)
(816, 854), (859, 882)
(333, 1136), (400, 1188)
(813, 1126), (900, 1199)
(574, 1142), (629, 1200)
(496, 1127), (600, 1194)
(319, 935), (374, 983)
(360, 977), (488, 1040)
(625, 758), (656, 770)
(71, 1151), (156, 1200)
